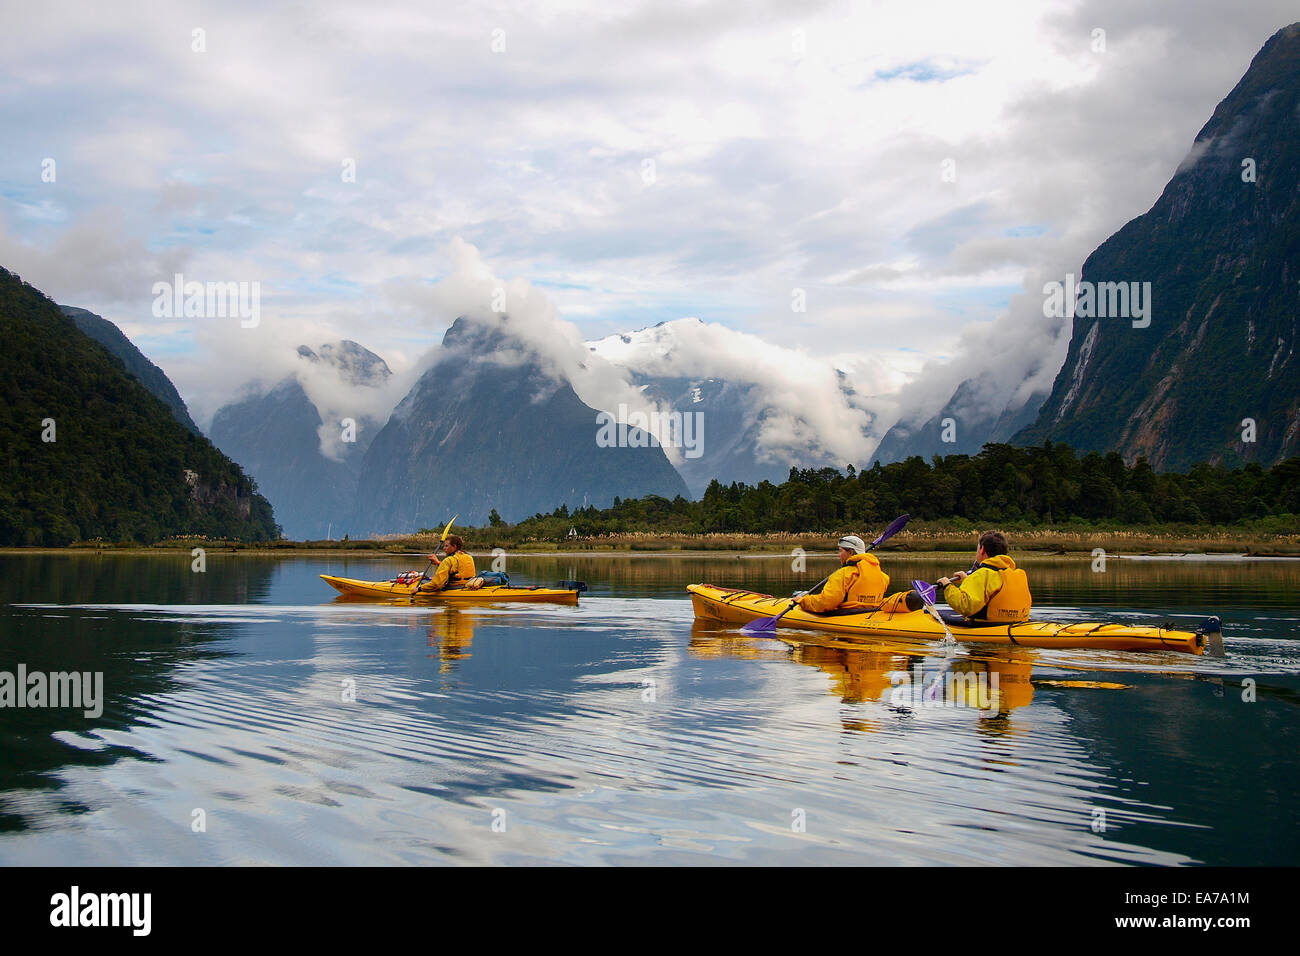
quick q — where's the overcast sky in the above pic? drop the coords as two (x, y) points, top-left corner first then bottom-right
(1, 0), (1295, 427)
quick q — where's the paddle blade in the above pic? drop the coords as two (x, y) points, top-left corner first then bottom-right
(1199, 616), (1225, 658)
(871, 514), (910, 549)
(741, 616), (781, 635)
(911, 579), (956, 645)
(741, 599), (797, 635)
(557, 580), (588, 592)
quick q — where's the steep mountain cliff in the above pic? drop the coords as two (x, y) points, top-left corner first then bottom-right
(353, 316), (689, 531)
(616, 373), (792, 494)
(1015, 23), (1300, 468)
(0, 268), (279, 545)
(208, 341), (391, 540)
(872, 374), (1047, 464)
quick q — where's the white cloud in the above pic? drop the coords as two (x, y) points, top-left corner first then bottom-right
(590, 316), (886, 464)
(1, 0), (1294, 445)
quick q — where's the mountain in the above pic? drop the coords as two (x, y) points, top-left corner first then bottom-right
(616, 372), (791, 494)
(296, 340), (391, 387)
(353, 316), (689, 531)
(208, 341), (391, 540)
(1015, 23), (1300, 469)
(0, 267), (279, 545)
(872, 375), (1047, 464)
(588, 318), (863, 493)
(60, 304), (200, 433)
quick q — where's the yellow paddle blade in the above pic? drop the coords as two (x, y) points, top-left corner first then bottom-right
(440, 515), (458, 541)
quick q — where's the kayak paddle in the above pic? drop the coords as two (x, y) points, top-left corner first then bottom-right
(741, 513), (911, 636)
(911, 578), (957, 645)
(740, 570), (835, 636)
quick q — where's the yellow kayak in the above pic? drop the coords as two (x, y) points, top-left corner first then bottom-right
(688, 584), (1219, 655)
(322, 574), (582, 604)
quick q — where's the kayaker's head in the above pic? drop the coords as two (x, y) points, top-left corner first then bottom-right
(837, 535), (866, 564)
(444, 534), (464, 554)
(976, 530), (1008, 563)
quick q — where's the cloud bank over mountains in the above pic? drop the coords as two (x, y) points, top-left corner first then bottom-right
(202, 239), (891, 471)
(588, 317), (881, 468)
(3, 1), (1296, 455)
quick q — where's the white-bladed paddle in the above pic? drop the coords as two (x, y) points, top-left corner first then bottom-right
(911, 578), (957, 647)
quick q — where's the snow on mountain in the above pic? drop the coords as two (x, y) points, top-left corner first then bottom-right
(587, 318), (879, 493)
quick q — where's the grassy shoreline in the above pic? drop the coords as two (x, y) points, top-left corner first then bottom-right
(8, 525), (1298, 557)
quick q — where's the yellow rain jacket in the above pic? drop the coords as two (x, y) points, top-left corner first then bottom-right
(940, 554), (1031, 622)
(798, 553), (890, 614)
(429, 550), (477, 591)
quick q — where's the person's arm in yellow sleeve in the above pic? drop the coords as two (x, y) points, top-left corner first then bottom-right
(941, 568), (1000, 617)
(798, 567), (851, 613)
(429, 557), (453, 590)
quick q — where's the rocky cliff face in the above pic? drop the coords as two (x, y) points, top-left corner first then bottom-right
(1016, 23), (1300, 469)
(618, 373), (792, 495)
(353, 316), (690, 532)
(872, 373), (1047, 465)
(208, 340), (391, 540)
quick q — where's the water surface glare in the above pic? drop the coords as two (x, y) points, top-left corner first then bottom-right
(1, 552), (1297, 865)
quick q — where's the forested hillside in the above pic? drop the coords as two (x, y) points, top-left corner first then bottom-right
(0, 268), (279, 545)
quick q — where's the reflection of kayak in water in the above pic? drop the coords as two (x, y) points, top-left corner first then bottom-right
(798, 644), (1036, 713)
(429, 609), (475, 672)
(321, 574), (583, 604)
(689, 622), (1035, 714)
(688, 584), (1220, 655)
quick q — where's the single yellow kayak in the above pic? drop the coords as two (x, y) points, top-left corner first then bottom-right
(688, 584), (1219, 655)
(321, 574), (582, 604)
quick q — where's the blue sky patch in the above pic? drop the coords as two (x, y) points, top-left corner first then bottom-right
(873, 60), (977, 83)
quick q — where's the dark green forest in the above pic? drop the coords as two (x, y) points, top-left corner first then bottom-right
(0, 268), (280, 546)
(489, 443), (1300, 539)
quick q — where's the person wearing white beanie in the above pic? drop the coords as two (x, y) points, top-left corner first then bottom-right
(796, 533), (890, 614)
(837, 535), (866, 554)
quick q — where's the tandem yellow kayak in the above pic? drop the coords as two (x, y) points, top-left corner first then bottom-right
(321, 574), (583, 604)
(688, 584), (1221, 655)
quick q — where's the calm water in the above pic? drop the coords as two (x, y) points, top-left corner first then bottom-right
(0, 551), (1297, 865)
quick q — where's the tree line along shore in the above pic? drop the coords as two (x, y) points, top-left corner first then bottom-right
(17, 443), (1300, 555)
(38, 524), (1299, 557)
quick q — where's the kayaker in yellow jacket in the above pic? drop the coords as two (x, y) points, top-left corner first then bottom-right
(797, 535), (890, 614)
(935, 531), (1033, 622)
(426, 535), (477, 590)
